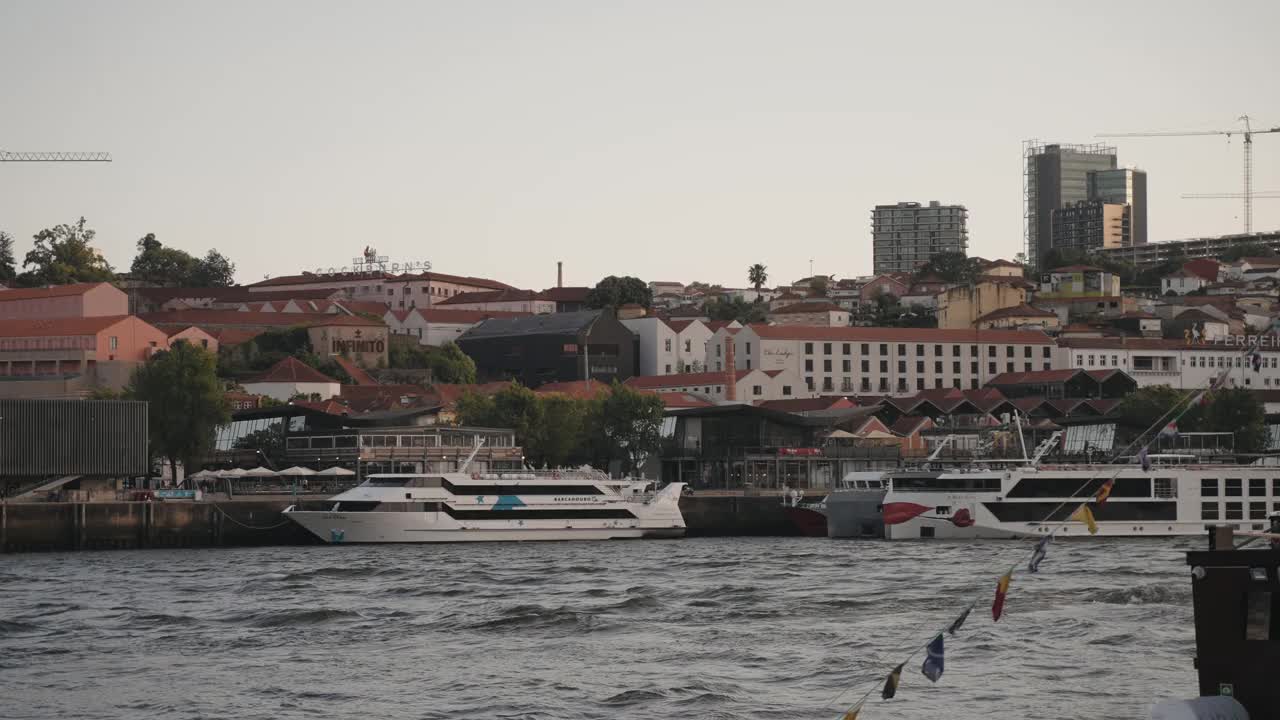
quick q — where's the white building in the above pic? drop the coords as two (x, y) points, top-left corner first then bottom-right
(769, 301), (850, 327)
(1162, 268), (1208, 296)
(436, 289), (556, 314)
(248, 269), (515, 310)
(385, 308), (526, 346)
(668, 319), (723, 373)
(1058, 337), (1280, 390)
(622, 317), (679, 376)
(712, 325), (1058, 396)
(649, 281), (685, 297)
(242, 357), (342, 402)
(623, 367), (802, 403)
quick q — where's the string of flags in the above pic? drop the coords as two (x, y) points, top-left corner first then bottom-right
(829, 340), (1265, 719)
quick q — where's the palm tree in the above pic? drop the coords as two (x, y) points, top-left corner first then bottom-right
(748, 263), (768, 292)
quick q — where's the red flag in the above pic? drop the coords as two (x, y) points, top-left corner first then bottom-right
(950, 508), (975, 527)
(992, 572), (1012, 622)
(1095, 479), (1114, 507)
(883, 502), (932, 525)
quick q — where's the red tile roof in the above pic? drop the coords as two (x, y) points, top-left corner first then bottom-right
(771, 301), (844, 314)
(406, 271), (516, 290)
(429, 381), (514, 408)
(656, 392), (714, 408)
(210, 328), (264, 346)
(756, 397), (855, 412)
(339, 384), (438, 412)
(333, 300), (391, 317)
(534, 379), (610, 398)
(748, 325), (1055, 344)
(623, 370), (751, 390)
(308, 315), (386, 328)
(247, 357), (338, 384)
(1182, 259), (1220, 282)
(0, 282), (114, 301)
(291, 399), (351, 415)
(331, 355), (378, 385)
(0, 315), (134, 338)
(975, 303), (1057, 322)
(539, 286), (591, 303)
(890, 416), (933, 435)
(437, 289), (540, 306)
(140, 310), (335, 327)
(988, 369), (1081, 385)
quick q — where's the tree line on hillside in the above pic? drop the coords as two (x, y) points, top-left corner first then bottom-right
(456, 382), (665, 474)
(0, 219), (235, 288)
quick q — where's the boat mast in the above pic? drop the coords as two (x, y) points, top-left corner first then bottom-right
(459, 437), (487, 473)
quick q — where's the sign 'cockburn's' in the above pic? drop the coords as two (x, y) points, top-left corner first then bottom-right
(313, 246), (432, 276)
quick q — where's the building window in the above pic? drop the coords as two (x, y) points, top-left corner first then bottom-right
(782, 385), (792, 395)
(916, 361), (924, 373)
(861, 378), (871, 392)
(842, 343), (851, 355)
(823, 359), (832, 372)
(805, 359), (813, 372)
(753, 385), (763, 396)
(898, 360), (906, 373)
(988, 362), (996, 375)
(916, 378), (925, 390)
(861, 360), (870, 373)
(824, 343), (832, 355)
(1224, 502), (1243, 520)
(898, 378), (908, 392)
(970, 346), (978, 357)
(1043, 347), (1051, 358)
(664, 339), (672, 352)
(1225, 478), (1242, 497)
(684, 340), (691, 352)
(822, 377), (833, 391)
(746, 358), (752, 369)
(916, 344), (925, 356)
(716, 345), (722, 357)
(953, 346), (961, 357)
(1249, 478), (1266, 496)
(989, 346), (996, 357)
(879, 378), (889, 392)
(1201, 502), (1219, 520)
(805, 342), (814, 354)
(861, 343), (870, 354)
(109, 336), (118, 350)
(1044, 363), (1052, 371)
(805, 377), (814, 390)
(1201, 479), (1219, 496)
(1076, 355), (1083, 365)
(879, 344), (888, 355)
(1024, 347), (1032, 358)
(1024, 363), (1032, 372)
(971, 362), (978, 375)
(898, 344), (907, 356)
(935, 361), (943, 374)
(1249, 502), (1267, 520)
(953, 362), (961, 374)
(746, 342), (752, 353)
(842, 359), (852, 372)
(1111, 355), (1118, 366)
(1006, 346), (1014, 358)
(880, 360), (888, 373)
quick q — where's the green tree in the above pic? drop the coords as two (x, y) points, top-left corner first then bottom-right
(1219, 242), (1276, 263)
(19, 217), (114, 286)
(1198, 388), (1267, 453)
(431, 342), (477, 384)
(233, 423), (287, 458)
(747, 263), (768, 292)
(190, 249), (236, 287)
(916, 251), (980, 284)
(0, 231), (16, 284)
(1116, 385), (1190, 431)
(704, 295), (767, 324)
(532, 393), (586, 467)
(808, 276), (829, 297)
(127, 341), (230, 481)
(586, 383), (665, 475)
(586, 275), (652, 309)
(131, 233), (197, 286)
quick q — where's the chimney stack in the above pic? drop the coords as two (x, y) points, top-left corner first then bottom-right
(724, 336), (737, 402)
(557, 261), (563, 288)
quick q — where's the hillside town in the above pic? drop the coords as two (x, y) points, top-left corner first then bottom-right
(3, 208), (1280, 492)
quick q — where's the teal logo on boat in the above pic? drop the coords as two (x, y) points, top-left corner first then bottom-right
(330, 529), (345, 543)
(493, 495), (525, 510)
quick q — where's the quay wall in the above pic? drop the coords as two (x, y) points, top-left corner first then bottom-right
(0, 495), (801, 553)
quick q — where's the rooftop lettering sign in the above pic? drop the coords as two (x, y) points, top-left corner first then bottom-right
(313, 246), (432, 277)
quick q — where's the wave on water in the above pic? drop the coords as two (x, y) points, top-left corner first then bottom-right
(1092, 584), (1190, 605)
(240, 608), (365, 628)
(462, 603), (611, 633)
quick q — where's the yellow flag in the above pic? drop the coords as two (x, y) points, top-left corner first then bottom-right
(1071, 505), (1098, 535)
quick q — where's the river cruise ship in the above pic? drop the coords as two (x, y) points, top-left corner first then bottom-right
(284, 467), (687, 543)
(880, 456), (1280, 540)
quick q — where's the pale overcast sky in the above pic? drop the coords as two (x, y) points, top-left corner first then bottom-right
(2, 1), (1278, 289)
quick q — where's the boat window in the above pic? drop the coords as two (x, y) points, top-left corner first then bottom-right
(1224, 479), (1242, 497)
(365, 478), (410, 487)
(1224, 502), (1243, 520)
(1201, 502), (1219, 520)
(1006, 477), (1150, 499)
(984, 501), (1177, 522)
(1249, 478), (1267, 497)
(1201, 479), (1219, 497)
(893, 476), (1001, 492)
(919, 526), (935, 538)
(332, 501), (379, 512)
(934, 506), (951, 515)
(443, 507), (637, 520)
(286, 437), (309, 450)
(406, 477), (444, 488)
(443, 481), (603, 496)
(1154, 478), (1176, 499)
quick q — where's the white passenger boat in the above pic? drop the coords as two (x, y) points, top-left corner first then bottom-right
(881, 454), (1280, 540)
(283, 467), (687, 543)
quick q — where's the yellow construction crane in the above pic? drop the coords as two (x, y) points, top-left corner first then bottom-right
(0, 150), (111, 162)
(1099, 115), (1280, 234)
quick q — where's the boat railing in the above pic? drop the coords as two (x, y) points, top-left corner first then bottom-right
(468, 468), (613, 482)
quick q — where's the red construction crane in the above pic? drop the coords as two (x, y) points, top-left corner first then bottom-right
(1099, 115), (1280, 234)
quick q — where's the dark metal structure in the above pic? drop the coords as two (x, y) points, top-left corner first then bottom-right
(457, 310), (637, 388)
(0, 399), (148, 476)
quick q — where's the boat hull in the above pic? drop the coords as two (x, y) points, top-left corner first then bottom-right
(782, 506), (828, 537)
(284, 509), (685, 543)
(824, 489), (887, 538)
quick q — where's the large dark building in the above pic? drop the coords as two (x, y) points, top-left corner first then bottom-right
(0, 399), (149, 478)
(457, 310), (637, 388)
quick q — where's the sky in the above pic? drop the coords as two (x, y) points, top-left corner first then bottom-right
(2, 1), (1279, 290)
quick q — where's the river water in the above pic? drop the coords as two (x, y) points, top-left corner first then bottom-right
(1, 537), (1197, 719)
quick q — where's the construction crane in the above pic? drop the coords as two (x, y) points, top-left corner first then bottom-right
(0, 150), (111, 162)
(1099, 115), (1280, 234)
(1183, 191), (1280, 200)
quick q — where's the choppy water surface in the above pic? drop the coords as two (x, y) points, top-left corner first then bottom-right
(1, 538), (1196, 719)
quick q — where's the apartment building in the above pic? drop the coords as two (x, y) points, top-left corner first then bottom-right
(0, 282), (128, 320)
(871, 201), (969, 275)
(711, 326), (1057, 396)
(1058, 337), (1280, 390)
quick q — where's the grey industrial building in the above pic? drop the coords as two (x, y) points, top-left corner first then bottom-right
(457, 310), (637, 388)
(871, 201), (969, 275)
(1024, 142), (1148, 267)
